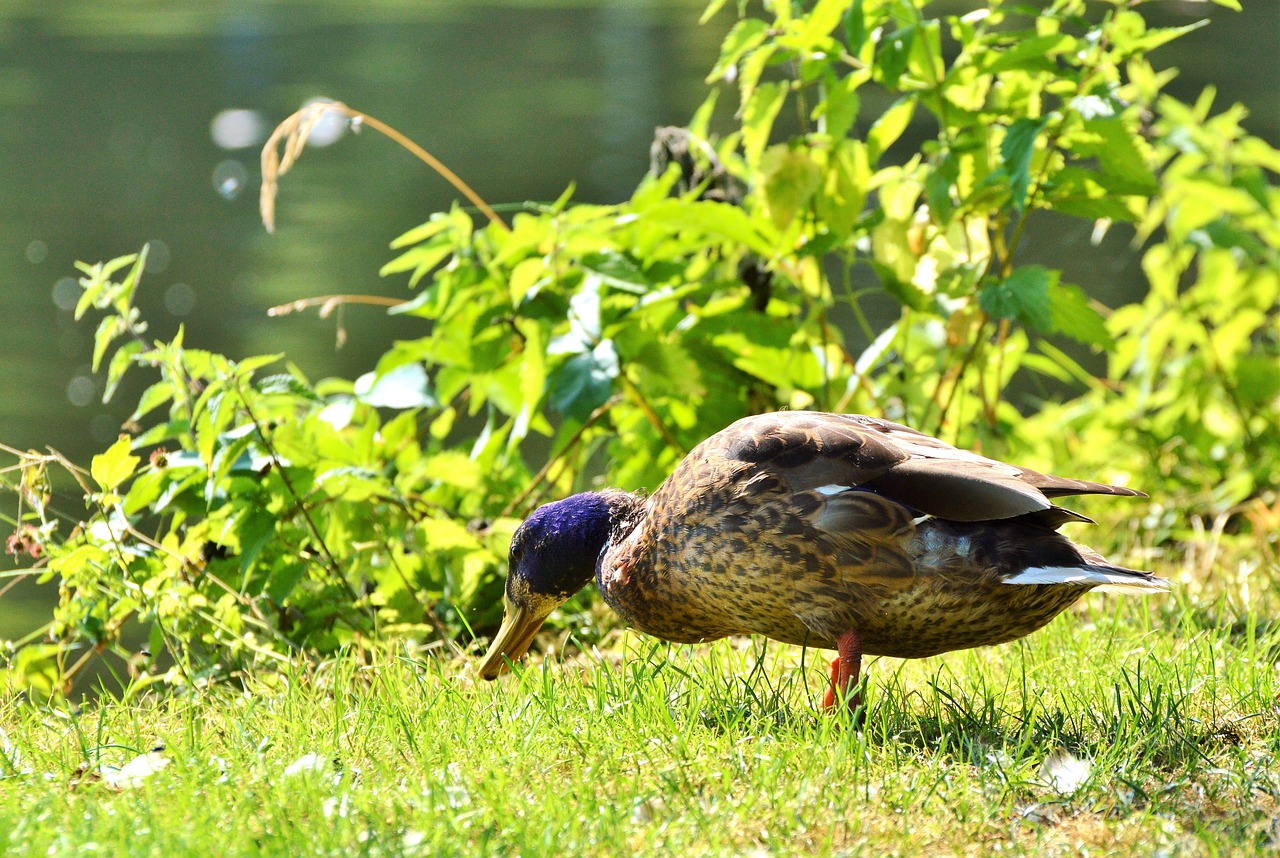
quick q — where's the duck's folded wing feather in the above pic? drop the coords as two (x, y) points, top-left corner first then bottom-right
(718, 411), (1141, 524)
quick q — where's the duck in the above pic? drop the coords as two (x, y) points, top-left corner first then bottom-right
(477, 411), (1169, 714)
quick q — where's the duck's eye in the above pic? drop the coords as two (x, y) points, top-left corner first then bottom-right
(509, 542), (523, 562)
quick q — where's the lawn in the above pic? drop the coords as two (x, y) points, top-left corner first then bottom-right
(1, 569), (1275, 856)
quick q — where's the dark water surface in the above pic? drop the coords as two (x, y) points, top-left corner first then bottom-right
(0, 2), (1274, 636)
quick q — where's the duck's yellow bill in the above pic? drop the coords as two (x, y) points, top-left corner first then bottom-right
(477, 596), (547, 680)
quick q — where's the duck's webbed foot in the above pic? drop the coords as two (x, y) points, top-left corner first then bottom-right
(821, 627), (864, 722)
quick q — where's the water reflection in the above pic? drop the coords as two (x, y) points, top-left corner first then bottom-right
(0, 2), (727, 476)
(0, 0), (1273, 473)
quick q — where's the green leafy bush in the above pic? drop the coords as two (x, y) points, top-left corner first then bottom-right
(2, 0), (1275, 696)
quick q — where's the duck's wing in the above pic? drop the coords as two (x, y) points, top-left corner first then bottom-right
(715, 411), (1143, 523)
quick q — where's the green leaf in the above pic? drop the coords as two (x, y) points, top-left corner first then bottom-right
(1067, 117), (1157, 196)
(1000, 117), (1049, 211)
(795, 0), (847, 50)
(418, 517), (481, 553)
(979, 266), (1053, 332)
(1048, 281), (1114, 348)
(354, 364), (436, 409)
(876, 24), (916, 90)
(1236, 355), (1280, 405)
(845, 0), (867, 54)
(867, 98), (916, 163)
(103, 340), (142, 403)
(92, 315), (124, 373)
(237, 508), (278, 576)
(986, 33), (1070, 73)
(582, 252), (651, 294)
(641, 199), (777, 258)
(761, 144), (823, 230)
(236, 354), (285, 376)
(379, 241), (454, 286)
(707, 18), (769, 84)
(389, 214), (455, 249)
(742, 81), (789, 171)
(815, 71), (861, 140)
(699, 0), (732, 24)
(91, 435), (141, 492)
(815, 139), (870, 240)
(905, 20), (943, 85)
(116, 243), (149, 314)
(924, 150), (959, 223)
(265, 563), (306, 605)
(549, 340), (619, 420)
(129, 381), (175, 423)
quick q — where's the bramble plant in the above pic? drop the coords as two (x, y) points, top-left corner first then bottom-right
(1, 0), (1275, 696)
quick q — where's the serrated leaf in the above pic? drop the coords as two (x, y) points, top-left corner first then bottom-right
(103, 340), (142, 403)
(987, 33), (1070, 73)
(980, 266), (1053, 332)
(876, 24), (916, 89)
(389, 215), (455, 250)
(129, 382), (175, 423)
(795, 0), (847, 50)
(1001, 117), (1049, 211)
(699, 0), (731, 24)
(379, 242), (454, 286)
(1049, 281), (1114, 348)
(237, 508), (277, 576)
(236, 354), (285, 376)
(867, 98), (916, 163)
(92, 315), (125, 373)
(641, 199), (777, 257)
(761, 144), (822, 230)
(815, 70), (860, 140)
(91, 436), (140, 492)
(418, 517), (481, 553)
(924, 151), (959, 223)
(742, 81), (789, 171)
(582, 252), (651, 294)
(1067, 117), (1157, 196)
(707, 18), (769, 83)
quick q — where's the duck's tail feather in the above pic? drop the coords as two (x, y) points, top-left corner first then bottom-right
(1002, 564), (1171, 594)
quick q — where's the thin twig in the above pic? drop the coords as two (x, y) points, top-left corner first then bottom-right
(621, 375), (686, 457)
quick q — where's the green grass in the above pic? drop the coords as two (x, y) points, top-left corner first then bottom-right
(1, 588), (1276, 856)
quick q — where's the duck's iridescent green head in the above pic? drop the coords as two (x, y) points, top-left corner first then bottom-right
(477, 492), (624, 680)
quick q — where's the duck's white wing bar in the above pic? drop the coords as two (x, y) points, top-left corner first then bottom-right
(1003, 565), (1171, 593)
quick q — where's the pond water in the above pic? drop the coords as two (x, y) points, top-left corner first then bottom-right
(0, 1), (1274, 636)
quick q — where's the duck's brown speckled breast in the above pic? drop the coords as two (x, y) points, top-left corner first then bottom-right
(598, 448), (802, 645)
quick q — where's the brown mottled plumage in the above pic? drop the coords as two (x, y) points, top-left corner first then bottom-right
(478, 412), (1169, 714)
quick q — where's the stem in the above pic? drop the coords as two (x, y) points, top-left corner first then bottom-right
(621, 373), (686, 457)
(349, 108), (508, 231)
(233, 382), (359, 605)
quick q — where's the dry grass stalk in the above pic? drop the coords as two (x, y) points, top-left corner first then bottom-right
(260, 99), (507, 234)
(266, 294), (404, 319)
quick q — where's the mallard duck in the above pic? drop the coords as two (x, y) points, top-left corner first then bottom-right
(477, 411), (1168, 713)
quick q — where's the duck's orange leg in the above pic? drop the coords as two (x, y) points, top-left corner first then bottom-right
(822, 628), (864, 715)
